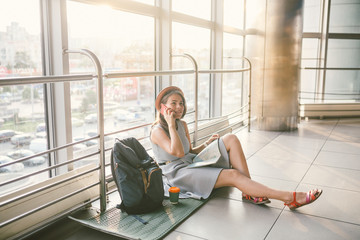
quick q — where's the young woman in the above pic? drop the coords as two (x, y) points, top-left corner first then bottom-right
(150, 86), (322, 209)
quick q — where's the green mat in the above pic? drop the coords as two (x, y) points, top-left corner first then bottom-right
(69, 198), (206, 240)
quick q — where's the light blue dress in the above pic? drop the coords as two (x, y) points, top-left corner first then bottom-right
(150, 120), (230, 199)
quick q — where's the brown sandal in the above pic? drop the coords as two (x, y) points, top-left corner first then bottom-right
(284, 189), (323, 210)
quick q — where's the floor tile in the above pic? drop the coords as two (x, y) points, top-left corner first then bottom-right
(314, 151), (360, 170)
(174, 198), (282, 240)
(247, 156), (311, 182)
(322, 140), (360, 155)
(329, 124), (360, 142)
(290, 184), (360, 225)
(252, 143), (319, 163)
(240, 141), (269, 158)
(302, 165), (360, 192)
(281, 122), (335, 139)
(272, 135), (326, 150)
(164, 231), (206, 240)
(236, 129), (281, 144)
(267, 210), (360, 240)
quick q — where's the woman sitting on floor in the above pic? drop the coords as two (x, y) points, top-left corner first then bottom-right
(150, 86), (322, 209)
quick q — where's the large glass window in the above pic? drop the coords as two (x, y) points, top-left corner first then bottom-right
(172, 0), (211, 20)
(67, 1), (155, 168)
(172, 22), (211, 119)
(223, 0), (244, 29)
(222, 33), (244, 115)
(301, 0), (360, 103)
(325, 39), (360, 100)
(329, 0), (360, 34)
(0, 0), (46, 195)
(303, 0), (322, 33)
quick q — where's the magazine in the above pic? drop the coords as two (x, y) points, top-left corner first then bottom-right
(187, 139), (222, 168)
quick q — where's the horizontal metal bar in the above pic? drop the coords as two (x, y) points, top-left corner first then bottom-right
(299, 91), (360, 95)
(328, 33), (360, 39)
(0, 166), (99, 207)
(105, 69), (195, 78)
(0, 74), (94, 86)
(304, 67), (360, 70)
(0, 182), (99, 228)
(0, 151), (100, 187)
(199, 68), (250, 74)
(0, 139), (100, 169)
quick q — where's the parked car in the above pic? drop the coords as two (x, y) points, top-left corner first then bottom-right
(7, 149), (46, 166)
(0, 129), (16, 142)
(113, 109), (142, 122)
(0, 155), (24, 173)
(29, 138), (48, 153)
(36, 123), (46, 132)
(84, 114), (97, 123)
(35, 131), (47, 138)
(72, 117), (84, 127)
(11, 133), (32, 145)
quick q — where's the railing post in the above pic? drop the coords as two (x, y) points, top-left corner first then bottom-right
(172, 54), (199, 145)
(64, 49), (106, 213)
(242, 57), (252, 132)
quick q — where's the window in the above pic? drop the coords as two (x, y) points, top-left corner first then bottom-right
(172, 0), (211, 20)
(0, 0), (46, 194)
(67, 1), (155, 168)
(325, 39), (360, 100)
(222, 33), (244, 115)
(303, 0), (322, 33)
(224, 0), (244, 29)
(329, 0), (360, 34)
(301, 0), (360, 103)
(172, 22), (211, 119)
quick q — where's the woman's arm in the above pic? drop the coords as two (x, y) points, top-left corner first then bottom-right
(150, 113), (184, 158)
(183, 121), (219, 154)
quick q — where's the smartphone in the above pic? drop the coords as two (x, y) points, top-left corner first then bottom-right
(160, 104), (168, 115)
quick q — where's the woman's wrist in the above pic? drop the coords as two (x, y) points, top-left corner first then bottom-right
(203, 141), (208, 147)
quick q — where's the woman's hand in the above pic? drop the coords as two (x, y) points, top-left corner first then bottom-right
(204, 134), (220, 145)
(163, 106), (176, 127)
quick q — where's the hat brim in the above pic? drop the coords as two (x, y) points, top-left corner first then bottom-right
(155, 86), (184, 111)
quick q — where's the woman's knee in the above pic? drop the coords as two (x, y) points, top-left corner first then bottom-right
(222, 133), (240, 150)
(216, 169), (243, 187)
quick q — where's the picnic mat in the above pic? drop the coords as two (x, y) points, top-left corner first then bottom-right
(69, 198), (206, 240)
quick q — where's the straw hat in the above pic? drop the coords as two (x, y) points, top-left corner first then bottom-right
(155, 86), (184, 111)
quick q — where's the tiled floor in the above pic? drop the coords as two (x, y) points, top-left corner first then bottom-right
(26, 118), (360, 240)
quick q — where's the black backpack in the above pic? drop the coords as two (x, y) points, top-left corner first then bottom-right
(110, 137), (164, 214)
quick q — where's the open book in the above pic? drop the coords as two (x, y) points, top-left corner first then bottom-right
(187, 139), (221, 168)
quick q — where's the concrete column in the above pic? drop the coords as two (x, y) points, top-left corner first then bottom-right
(250, 0), (303, 131)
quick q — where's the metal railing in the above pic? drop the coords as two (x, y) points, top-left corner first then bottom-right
(0, 49), (252, 230)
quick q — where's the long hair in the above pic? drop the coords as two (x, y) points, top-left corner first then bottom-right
(151, 90), (187, 135)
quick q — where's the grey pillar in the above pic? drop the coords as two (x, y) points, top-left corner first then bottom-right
(251, 0), (303, 131)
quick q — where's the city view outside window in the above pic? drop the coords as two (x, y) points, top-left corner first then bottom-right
(223, 33), (244, 115)
(0, 0), (47, 195)
(66, 1), (155, 169)
(172, 22), (211, 120)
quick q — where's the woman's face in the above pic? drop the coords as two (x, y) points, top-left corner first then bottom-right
(164, 93), (184, 119)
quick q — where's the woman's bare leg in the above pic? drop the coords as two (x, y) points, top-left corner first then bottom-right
(215, 169), (291, 201)
(222, 134), (251, 178)
(219, 134), (317, 206)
